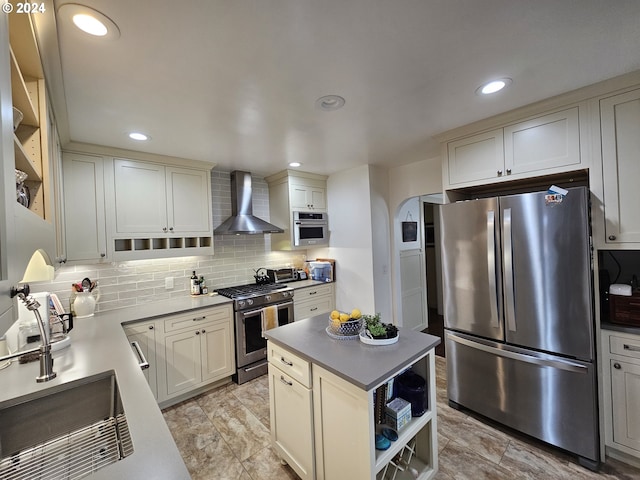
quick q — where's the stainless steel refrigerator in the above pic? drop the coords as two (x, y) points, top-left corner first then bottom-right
(440, 186), (599, 469)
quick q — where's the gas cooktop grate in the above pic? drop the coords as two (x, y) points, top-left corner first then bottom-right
(215, 283), (288, 299)
(0, 413), (133, 480)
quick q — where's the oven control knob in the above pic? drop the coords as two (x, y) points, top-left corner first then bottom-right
(265, 295), (271, 302)
(247, 299), (254, 306)
(282, 291), (289, 297)
(238, 300), (245, 308)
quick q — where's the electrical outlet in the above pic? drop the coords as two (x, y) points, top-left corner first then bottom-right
(165, 277), (174, 290)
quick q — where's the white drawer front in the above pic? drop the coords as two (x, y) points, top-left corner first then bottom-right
(268, 342), (311, 388)
(163, 304), (233, 333)
(295, 296), (334, 320)
(610, 335), (640, 360)
(296, 283), (333, 300)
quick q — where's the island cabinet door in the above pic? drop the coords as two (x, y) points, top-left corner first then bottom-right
(313, 365), (372, 480)
(268, 364), (314, 480)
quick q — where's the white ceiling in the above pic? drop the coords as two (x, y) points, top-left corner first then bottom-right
(45, 0), (640, 177)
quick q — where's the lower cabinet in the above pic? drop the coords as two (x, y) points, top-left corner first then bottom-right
(601, 329), (640, 458)
(123, 304), (235, 405)
(124, 320), (158, 399)
(268, 342), (314, 479)
(294, 283), (335, 320)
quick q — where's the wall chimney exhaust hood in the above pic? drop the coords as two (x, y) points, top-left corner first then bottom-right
(214, 171), (284, 235)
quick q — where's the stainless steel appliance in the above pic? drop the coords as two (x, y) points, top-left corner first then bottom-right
(440, 186), (599, 469)
(266, 267), (299, 284)
(215, 283), (294, 384)
(293, 211), (329, 247)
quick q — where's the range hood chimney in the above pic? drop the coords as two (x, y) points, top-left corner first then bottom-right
(213, 171), (284, 235)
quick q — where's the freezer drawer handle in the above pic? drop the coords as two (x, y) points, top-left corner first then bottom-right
(487, 210), (500, 329)
(449, 333), (588, 373)
(624, 344), (640, 352)
(503, 208), (517, 332)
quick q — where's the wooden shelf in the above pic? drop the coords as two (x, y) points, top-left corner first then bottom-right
(13, 134), (42, 181)
(9, 47), (38, 127)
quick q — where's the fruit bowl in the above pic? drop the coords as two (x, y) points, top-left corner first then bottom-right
(328, 317), (363, 336)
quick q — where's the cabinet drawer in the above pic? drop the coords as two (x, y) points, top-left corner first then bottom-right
(296, 283), (333, 300)
(163, 304), (233, 333)
(268, 342), (311, 388)
(295, 296), (334, 320)
(610, 335), (640, 360)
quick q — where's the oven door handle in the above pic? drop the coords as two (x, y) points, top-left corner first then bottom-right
(242, 301), (294, 318)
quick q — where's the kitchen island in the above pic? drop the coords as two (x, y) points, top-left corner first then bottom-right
(265, 315), (440, 480)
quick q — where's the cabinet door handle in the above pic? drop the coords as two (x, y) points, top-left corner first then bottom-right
(148, 325), (154, 330)
(280, 357), (293, 366)
(163, 227), (168, 232)
(100, 253), (106, 258)
(169, 227), (174, 232)
(201, 329), (206, 334)
(608, 235), (617, 241)
(623, 344), (640, 352)
(506, 168), (512, 175)
(195, 331), (200, 335)
(131, 341), (150, 370)
(310, 307), (318, 311)
(193, 316), (207, 321)
(613, 363), (621, 369)
(280, 375), (293, 386)
(497, 170), (503, 176)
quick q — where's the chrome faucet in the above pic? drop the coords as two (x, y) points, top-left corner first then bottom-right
(0, 285), (57, 382)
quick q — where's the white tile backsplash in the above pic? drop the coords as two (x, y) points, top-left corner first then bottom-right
(30, 170), (306, 313)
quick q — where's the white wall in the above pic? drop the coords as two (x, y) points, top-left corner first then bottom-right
(369, 166), (392, 322)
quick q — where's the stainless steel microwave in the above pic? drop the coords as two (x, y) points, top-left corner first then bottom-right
(293, 211), (329, 247)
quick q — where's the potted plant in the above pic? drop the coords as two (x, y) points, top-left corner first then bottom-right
(362, 313), (399, 340)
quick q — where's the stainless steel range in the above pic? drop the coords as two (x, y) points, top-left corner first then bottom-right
(216, 283), (294, 384)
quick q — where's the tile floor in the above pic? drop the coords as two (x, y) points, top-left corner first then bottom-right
(163, 357), (640, 479)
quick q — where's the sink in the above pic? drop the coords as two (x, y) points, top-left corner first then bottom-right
(0, 371), (134, 480)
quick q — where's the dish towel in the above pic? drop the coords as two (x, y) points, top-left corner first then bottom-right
(261, 306), (278, 338)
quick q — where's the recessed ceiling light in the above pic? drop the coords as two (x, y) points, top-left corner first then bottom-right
(128, 132), (150, 141)
(58, 4), (120, 40)
(315, 95), (346, 111)
(288, 162), (302, 168)
(476, 78), (512, 95)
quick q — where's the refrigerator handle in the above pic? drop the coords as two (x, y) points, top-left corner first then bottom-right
(448, 333), (589, 373)
(486, 210), (500, 329)
(503, 208), (517, 332)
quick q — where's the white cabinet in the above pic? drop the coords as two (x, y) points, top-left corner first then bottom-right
(157, 305), (235, 402)
(62, 153), (107, 262)
(106, 157), (213, 259)
(113, 159), (211, 235)
(294, 283), (335, 320)
(268, 343), (314, 480)
(290, 183), (326, 211)
(601, 329), (640, 458)
(445, 107), (582, 188)
(600, 88), (640, 244)
(267, 340), (438, 480)
(124, 320), (158, 399)
(315, 357), (437, 479)
(266, 170), (328, 251)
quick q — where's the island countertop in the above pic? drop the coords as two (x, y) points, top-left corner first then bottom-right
(264, 315), (441, 391)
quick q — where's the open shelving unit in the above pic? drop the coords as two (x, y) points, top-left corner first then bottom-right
(9, 11), (51, 221)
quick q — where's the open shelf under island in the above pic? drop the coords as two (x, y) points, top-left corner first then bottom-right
(265, 314), (440, 480)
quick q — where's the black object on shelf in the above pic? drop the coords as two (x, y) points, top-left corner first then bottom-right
(396, 370), (427, 416)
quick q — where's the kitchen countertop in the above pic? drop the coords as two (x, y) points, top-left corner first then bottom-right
(264, 314), (441, 391)
(0, 293), (232, 480)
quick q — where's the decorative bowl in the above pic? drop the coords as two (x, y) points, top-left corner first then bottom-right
(328, 317), (363, 336)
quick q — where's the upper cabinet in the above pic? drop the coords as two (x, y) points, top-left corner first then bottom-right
(599, 88), (640, 244)
(444, 106), (583, 188)
(62, 153), (107, 262)
(61, 153), (214, 261)
(266, 170), (328, 250)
